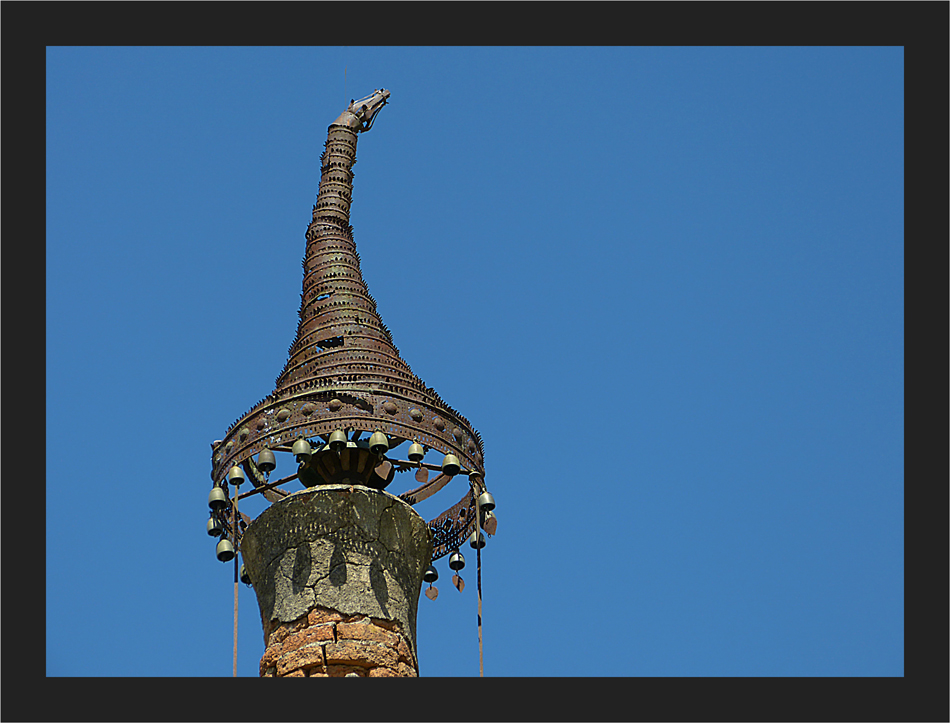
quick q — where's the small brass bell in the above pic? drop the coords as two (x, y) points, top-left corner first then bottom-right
(207, 515), (223, 537)
(448, 551), (465, 571)
(257, 448), (276, 473)
(329, 429), (347, 452)
(442, 454), (461, 477)
(423, 565), (439, 583)
(292, 438), (312, 464)
(369, 431), (389, 456)
(208, 486), (228, 511)
(407, 442), (425, 462)
(227, 465), (246, 487)
(468, 529), (486, 549)
(240, 564), (251, 585)
(216, 538), (235, 562)
(477, 491), (495, 511)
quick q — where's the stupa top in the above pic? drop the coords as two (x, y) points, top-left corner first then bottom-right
(210, 89), (490, 562)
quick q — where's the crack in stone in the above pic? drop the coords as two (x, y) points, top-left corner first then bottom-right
(242, 485), (432, 655)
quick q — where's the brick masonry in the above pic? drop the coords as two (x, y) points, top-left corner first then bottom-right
(260, 605), (417, 678)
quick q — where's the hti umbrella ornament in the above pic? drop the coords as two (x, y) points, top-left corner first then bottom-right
(206, 88), (496, 571)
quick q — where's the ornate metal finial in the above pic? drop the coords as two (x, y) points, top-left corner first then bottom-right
(332, 88), (391, 132)
(209, 89), (490, 562)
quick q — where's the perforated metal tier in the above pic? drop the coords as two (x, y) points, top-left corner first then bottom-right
(211, 90), (488, 561)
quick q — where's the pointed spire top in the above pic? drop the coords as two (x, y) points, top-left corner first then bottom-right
(332, 88), (391, 132)
(211, 91), (488, 560)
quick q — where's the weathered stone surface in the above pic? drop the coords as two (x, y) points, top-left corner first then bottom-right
(259, 609), (419, 678)
(324, 639), (399, 669)
(242, 485), (432, 667)
(308, 607), (347, 626)
(336, 621), (401, 647)
(366, 616), (399, 632)
(368, 666), (398, 677)
(396, 661), (417, 677)
(395, 635), (413, 665)
(276, 642), (326, 676)
(283, 623), (336, 651)
(327, 664), (368, 677)
(262, 618), (321, 669)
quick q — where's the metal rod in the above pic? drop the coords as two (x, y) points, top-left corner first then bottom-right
(236, 460), (479, 502)
(392, 459), (481, 475)
(233, 487), (239, 677)
(477, 544), (483, 678)
(475, 490), (483, 677)
(236, 471), (299, 501)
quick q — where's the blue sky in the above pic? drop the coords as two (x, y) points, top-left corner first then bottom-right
(46, 46), (903, 678)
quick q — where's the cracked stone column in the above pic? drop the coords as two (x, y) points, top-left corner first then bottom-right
(240, 484), (433, 677)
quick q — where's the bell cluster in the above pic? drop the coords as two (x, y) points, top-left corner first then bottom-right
(205, 452), (262, 564)
(206, 482), (235, 562)
(207, 437), (496, 594)
(422, 490), (496, 598)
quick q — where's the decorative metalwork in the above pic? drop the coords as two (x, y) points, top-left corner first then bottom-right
(209, 89), (491, 562)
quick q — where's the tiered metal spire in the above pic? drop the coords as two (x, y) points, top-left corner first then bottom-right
(209, 90), (490, 562)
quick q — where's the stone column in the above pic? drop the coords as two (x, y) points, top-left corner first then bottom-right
(240, 484), (432, 677)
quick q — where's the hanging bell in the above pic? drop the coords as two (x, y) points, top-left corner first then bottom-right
(216, 538), (235, 562)
(257, 448), (276, 473)
(292, 438), (312, 464)
(468, 529), (486, 549)
(407, 442), (425, 463)
(477, 491), (495, 512)
(207, 514), (223, 537)
(423, 565), (439, 583)
(448, 550), (465, 571)
(442, 454), (461, 477)
(240, 564), (251, 586)
(369, 431), (389, 456)
(227, 465), (246, 487)
(208, 485), (228, 511)
(329, 429), (347, 452)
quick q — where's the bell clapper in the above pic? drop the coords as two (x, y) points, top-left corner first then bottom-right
(423, 564), (439, 600)
(448, 550), (465, 592)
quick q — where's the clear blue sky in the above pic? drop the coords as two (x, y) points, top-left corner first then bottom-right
(46, 46), (903, 679)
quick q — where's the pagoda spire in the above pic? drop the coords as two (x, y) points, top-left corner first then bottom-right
(274, 89), (410, 398)
(210, 89), (489, 562)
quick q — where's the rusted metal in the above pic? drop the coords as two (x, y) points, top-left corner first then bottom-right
(211, 89), (487, 561)
(397, 471), (453, 506)
(236, 471), (299, 502)
(426, 487), (480, 562)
